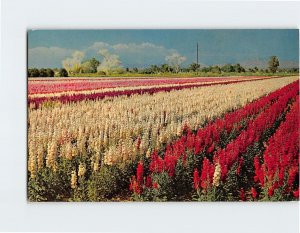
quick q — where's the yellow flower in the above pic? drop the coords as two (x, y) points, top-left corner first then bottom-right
(71, 170), (77, 189)
(213, 163), (221, 187)
(78, 163), (86, 177)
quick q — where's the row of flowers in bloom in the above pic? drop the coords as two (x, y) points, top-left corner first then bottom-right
(129, 80), (299, 200)
(28, 76), (278, 108)
(27, 77), (297, 179)
(254, 96), (299, 199)
(28, 77), (234, 94)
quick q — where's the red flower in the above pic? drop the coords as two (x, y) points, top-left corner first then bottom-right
(240, 188), (246, 201)
(129, 176), (142, 195)
(136, 137), (141, 150)
(207, 143), (215, 154)
(287, 166), (298, 188)
(145, 176), (152, 188)
(153, 182), (158, 189)
(193, 169), (200, 190)
(136, 161), (144, 185)
(293, 189), (299, 198)
(200, 158), (214, 191)
(251, 187), (257, 199)
(268, 187), (274, 197)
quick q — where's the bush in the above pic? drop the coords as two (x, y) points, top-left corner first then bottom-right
(28, 68), (40, 77)
(46, 68), (54, 77)
(87, 165), (119, 201)
(58, 68), (68, 77)
(97, 70), (106, 75)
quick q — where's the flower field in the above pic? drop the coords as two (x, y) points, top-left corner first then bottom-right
(27, 76), (299, 201)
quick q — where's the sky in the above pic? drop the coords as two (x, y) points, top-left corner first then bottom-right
(28, 29), (299, 69)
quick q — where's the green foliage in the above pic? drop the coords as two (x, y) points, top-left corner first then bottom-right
(173, 154), (196, 198)
(28, 159), (73, 201)
(221, 64), (235, 73)
(188, 62), (201, 72)
(220, 163), (240, 201)
(268, 56), (280, 73)
(58, 68), (68, 77)
(46, 68), (54, 77)
(150, 172), (174, 201)
(28, 68), (40, 77)
(28, 68), (59, 77)
(87, 166), (119, 201)
(81, 58), (100, 73)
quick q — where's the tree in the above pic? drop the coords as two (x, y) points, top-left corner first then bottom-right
(202, 67), (212, 72)
(165, 53), (186, 73)
(221, 64), (234, 73)
(81, 58), (100, 73)
(58, 68), (68, 77)
(39, 68), (47, 77)
(46, 68), (54, 77)
(62, 51), (85, 74)
(268, 56), (279, 73)
(97, 49), (122, 75)
(211, 65), (221, 74)
(28, 68), (40, 77)
(233, 64), (245, 73)
(160, 64), (171, 73)
(149, 65), (159, 74)
(188, 63), (201, 72)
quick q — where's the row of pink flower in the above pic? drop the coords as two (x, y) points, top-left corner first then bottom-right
(129, 80), (299, 196)
(28, 77), (234, 94)
(28, 77), (275, 108)
(254, 96), (299, 198)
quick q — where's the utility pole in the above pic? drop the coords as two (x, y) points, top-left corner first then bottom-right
(196, 42), (199, 75)
(197, 42), (199, 65)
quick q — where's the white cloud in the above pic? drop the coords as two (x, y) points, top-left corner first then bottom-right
(28, 42), (186, 68)
(87, 41), (180, 67)
(28, 47), (74, 68)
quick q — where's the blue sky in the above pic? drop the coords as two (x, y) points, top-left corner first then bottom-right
(28, 29), (299, 68)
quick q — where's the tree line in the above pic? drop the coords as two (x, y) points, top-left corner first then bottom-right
(28, 68), (68, 77)
(28, 56), (298, 77)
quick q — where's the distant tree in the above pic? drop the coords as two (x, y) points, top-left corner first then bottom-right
(189, 63), (201, 72)
(132, 67), (139, 73)
(201, 67), (211, 72)
(62, 51), (85, 74)
(39, 68), (47, 77)
(150, 65), (160, 73)
(211, 66), (221, 73)
(233, 64), (245, 73)
(81, 57), (100, 73)
(165, 53), (187, 73)
(254, 66), (259, 72)
(268, 56), (280, 73)
(58, 68), (68, 77)
(46, 68), (54, 77)
(28, 68), (40, 77)
(160, 64), (170, 73)
(221, 64), (234, 73)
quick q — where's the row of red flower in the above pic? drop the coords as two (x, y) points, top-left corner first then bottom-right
(129, 80), (299, 200)
(28, 76), (277, 108)
(194, 80), (298, 200)
(254, 95), (299, 199)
